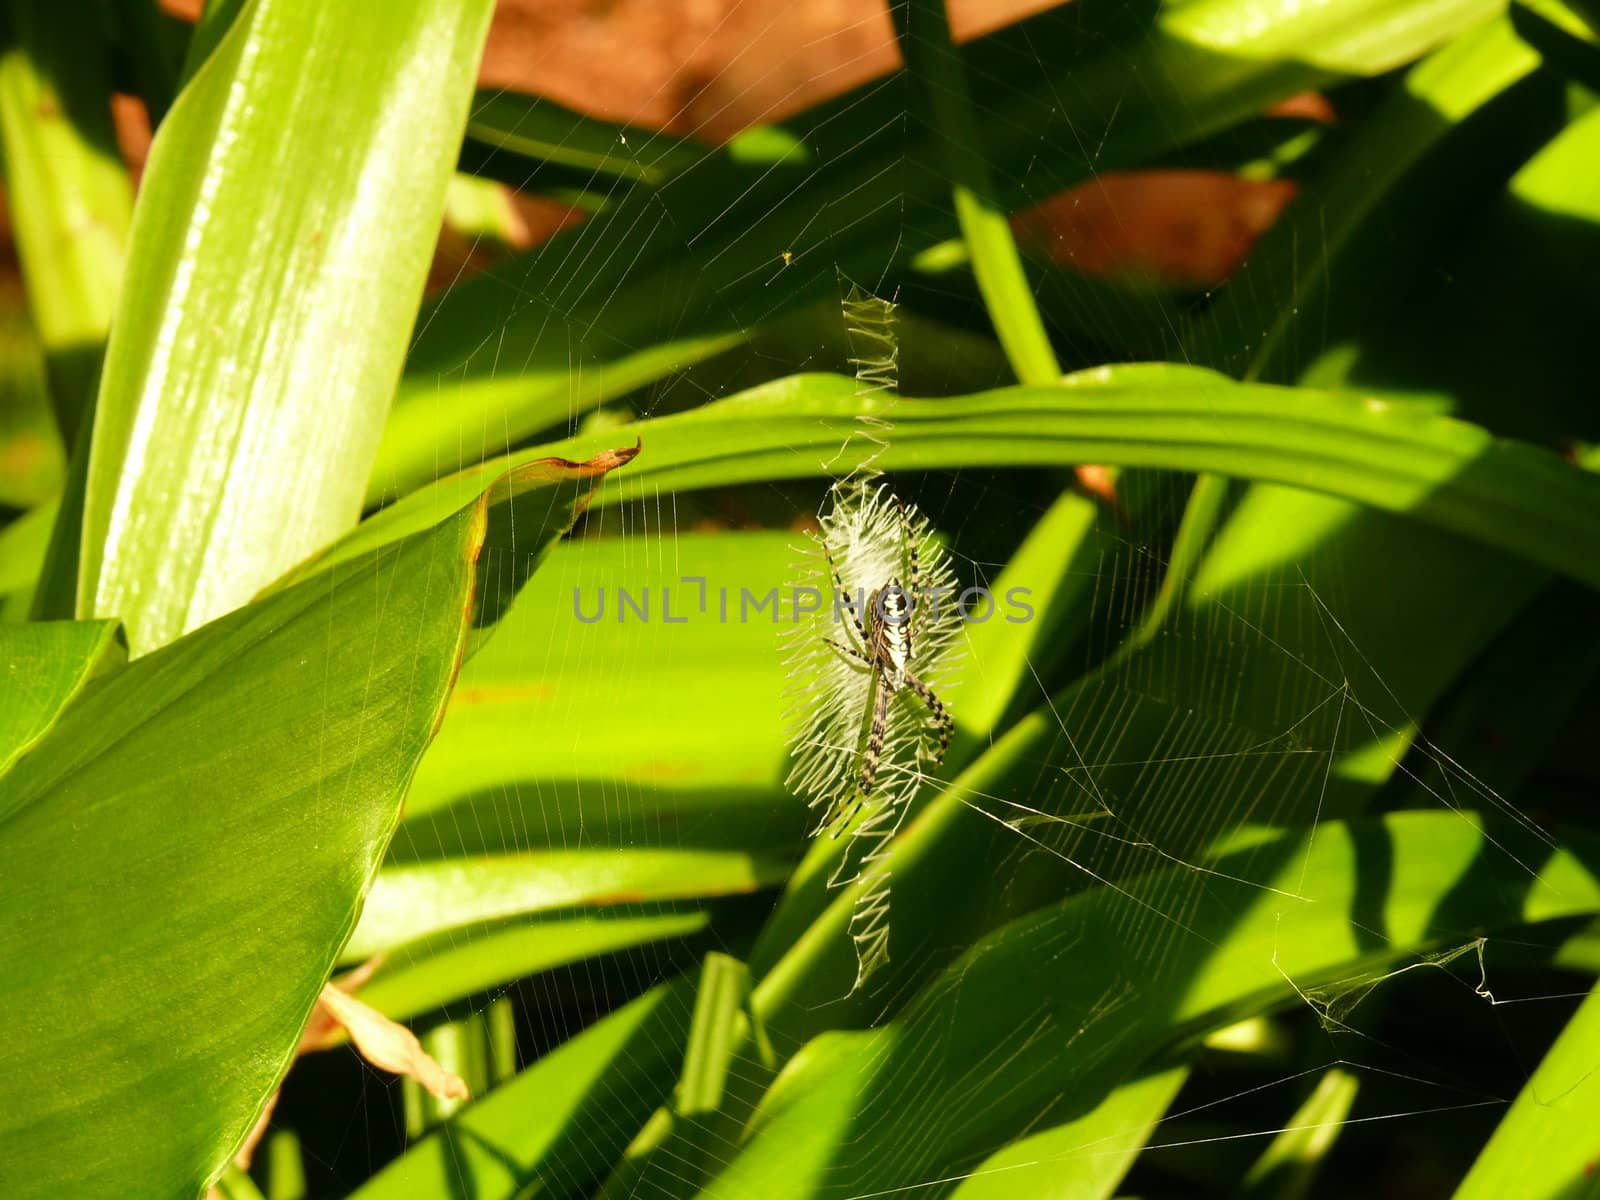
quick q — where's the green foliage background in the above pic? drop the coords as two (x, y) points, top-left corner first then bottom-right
(2, 0), (1599, 1197)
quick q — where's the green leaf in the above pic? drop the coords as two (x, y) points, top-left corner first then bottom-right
(80, 0), (495, 654)
(462, 91), (706, 187)
(352, 979), (696, 1200)
(1200, 13), (1542, 381)
(0, 302), (64, 508)
(1513, 0), (1600, 90)
(949, 1065), (1189, 1200)
(0, 618), (119, 776)
(944, 486), (1110, 740)
(371, 330), (739, 505)
(0, 0), (131, 624)
(354, 912), (709, 1023)
(1240, 1069), (1360, 1200)
(213, 1166), (268, 1200)
(711, 814), (1600, 1196)
(755, 479), (1549, 1029)
(389, 0), (1491, 503)
(0, 497), (487, 1197)
(410, 370), (1600, 593)
(0, 0), (132, 437)
(1388, 579), (1600, 805)
(395, 529), (797, 847)
(1121, 471), (1232, 653)
(0, 499), (57, 612)
(1454, 978), (1600, 1200)
(345, 849), (789, 962)
(288, 445), (638, 599)
(893, 0), (1060, 386)
(677, 954), (751, 1117)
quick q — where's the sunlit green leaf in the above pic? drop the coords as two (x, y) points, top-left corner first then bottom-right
(80, 0), (496, 654)
(409, 370), (1600, 593)
(0, 618), (119, 776)
(353, 979), (696, 1200)
(353, 912), (709, 1023)
(949, 1065), (1189, 1200)
(347, 850), (788, 961)
(1455, 978), (1600, 1199)
(0, 497), (485, 1197)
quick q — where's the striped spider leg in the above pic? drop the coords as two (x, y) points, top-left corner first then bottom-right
(820, 500), (955, 836)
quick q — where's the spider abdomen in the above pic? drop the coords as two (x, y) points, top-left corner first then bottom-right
(874, 580), (914, 684)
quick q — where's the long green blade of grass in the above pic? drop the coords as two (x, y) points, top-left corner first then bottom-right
(387, 369), (1600, 593)
(893, 0), (1060, 385)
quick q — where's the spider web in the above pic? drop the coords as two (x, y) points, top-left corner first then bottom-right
(255, 3), (1600, 1197)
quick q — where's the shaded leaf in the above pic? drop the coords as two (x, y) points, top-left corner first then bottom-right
(711, 814), (1600, 1196)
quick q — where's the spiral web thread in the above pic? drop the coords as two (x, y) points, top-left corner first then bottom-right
(781, 284), (962, 989)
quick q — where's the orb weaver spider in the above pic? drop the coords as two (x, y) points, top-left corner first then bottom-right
(821, 498), (954, 833)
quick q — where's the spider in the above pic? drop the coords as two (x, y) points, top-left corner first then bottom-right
(821, 499), (954, 834)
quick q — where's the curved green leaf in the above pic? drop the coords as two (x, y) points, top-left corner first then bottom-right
(372, 331), (739, 504)
(390, 0), (1492, 501)
(0, 499), (486, 1198)
(405, 369), (1600, 592)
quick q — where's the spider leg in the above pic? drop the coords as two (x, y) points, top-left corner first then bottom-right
(824, 677), (890, 839)
(891, 493), (924, 648)
(901, 669), (954, 766)
(824, 638), (874, 672)
(821, 535), (870, 650)
(858, 676), (893, 798)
